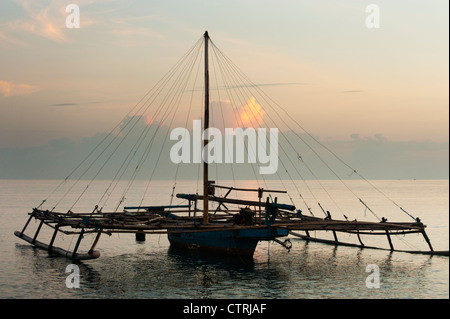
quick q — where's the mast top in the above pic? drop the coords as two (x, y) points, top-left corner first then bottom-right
(204, 30), (209, 38)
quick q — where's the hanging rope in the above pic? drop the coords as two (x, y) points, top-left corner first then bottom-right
(210, 40), (340, 217)
(49, 36), (205, 213)
(209, 41), (397, 221)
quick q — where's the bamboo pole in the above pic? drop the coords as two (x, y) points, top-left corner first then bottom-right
(31, 219), (44, 245)
(421, 230), (434, 252)
(89, 229), (102, 255)
(48, 224), (60, 251)
(72, 229), (85, 259)
(19, 212), (34, 236)
(386, 230), (394, 251)
(203, 30), (210, 224)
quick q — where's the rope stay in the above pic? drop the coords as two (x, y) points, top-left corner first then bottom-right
(41, 33), (416, 227)
(40, 36), (204, 213)
(208, 41), (417, 222)
(210, 40), (314, 213)
(209, 40), (355, 220)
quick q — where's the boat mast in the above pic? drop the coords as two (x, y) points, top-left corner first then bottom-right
(203, 31), (210, 224)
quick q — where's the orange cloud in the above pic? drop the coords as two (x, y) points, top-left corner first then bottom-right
(144, 115), (154, 126)
(7, 0), (77, 43)
(0, 80), (39, 97)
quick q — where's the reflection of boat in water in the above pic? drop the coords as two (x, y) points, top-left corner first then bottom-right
(167, 244), (257, 266)
(14, 31), (447, 259)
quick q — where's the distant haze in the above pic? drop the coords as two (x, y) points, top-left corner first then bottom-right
(0, 117), (447, 180)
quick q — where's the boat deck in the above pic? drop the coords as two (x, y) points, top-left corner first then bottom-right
(15, 192), (441, 260)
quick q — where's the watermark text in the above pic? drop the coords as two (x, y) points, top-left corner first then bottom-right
(65, 264), (80, 288)
(170, 120), (278, 175)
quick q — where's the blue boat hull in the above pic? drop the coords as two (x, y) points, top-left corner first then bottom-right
(168, 227), (288, 256)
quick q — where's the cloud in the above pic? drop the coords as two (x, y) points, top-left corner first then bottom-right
(108, 17), (165, 47)
(188, 83), (308, 92)
(51, 103), (78, 106)
(0, 80), (39, 97)
(238, 97), (266, 128)
(341, 90), (364, 93)
(4, 0), (98, 43)
(111, 26), (164, 39)
(0, 30), (27, 48)
(2, 1), (162, 46)
(0, 125), (447, 180)
(210, 98), (267, 130)
(8, 0), (69, 43)
(255, 82), (309, 87)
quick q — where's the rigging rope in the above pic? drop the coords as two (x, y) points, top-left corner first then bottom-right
(47, 37), (204, 213)
(209, 41), (266, 190)
(133, 38), (204, 210)
(210, 52), (238, 191)
(46, 33), (415, 225)
(209, 42), (389, 221)
(210, 40), (331, 217)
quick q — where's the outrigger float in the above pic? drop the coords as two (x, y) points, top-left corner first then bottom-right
(15, 32), (448, 260)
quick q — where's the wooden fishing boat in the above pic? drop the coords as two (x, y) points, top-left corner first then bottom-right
(14, 31), (448, 259)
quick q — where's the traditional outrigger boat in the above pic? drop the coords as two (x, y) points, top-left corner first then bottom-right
(14, 31), (448, 259)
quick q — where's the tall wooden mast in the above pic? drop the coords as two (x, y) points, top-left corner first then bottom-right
(203, 31), (210, 223)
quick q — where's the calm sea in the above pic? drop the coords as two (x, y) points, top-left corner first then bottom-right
(0, 179), (448, 299)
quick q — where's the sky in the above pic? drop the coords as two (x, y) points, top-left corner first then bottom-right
(0, 0), (448, 179)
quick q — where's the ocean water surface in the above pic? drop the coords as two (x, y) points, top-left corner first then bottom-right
(0, 179), (448, 299)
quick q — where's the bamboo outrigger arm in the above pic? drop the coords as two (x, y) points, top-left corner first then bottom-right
(14, 196), (448, 259)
